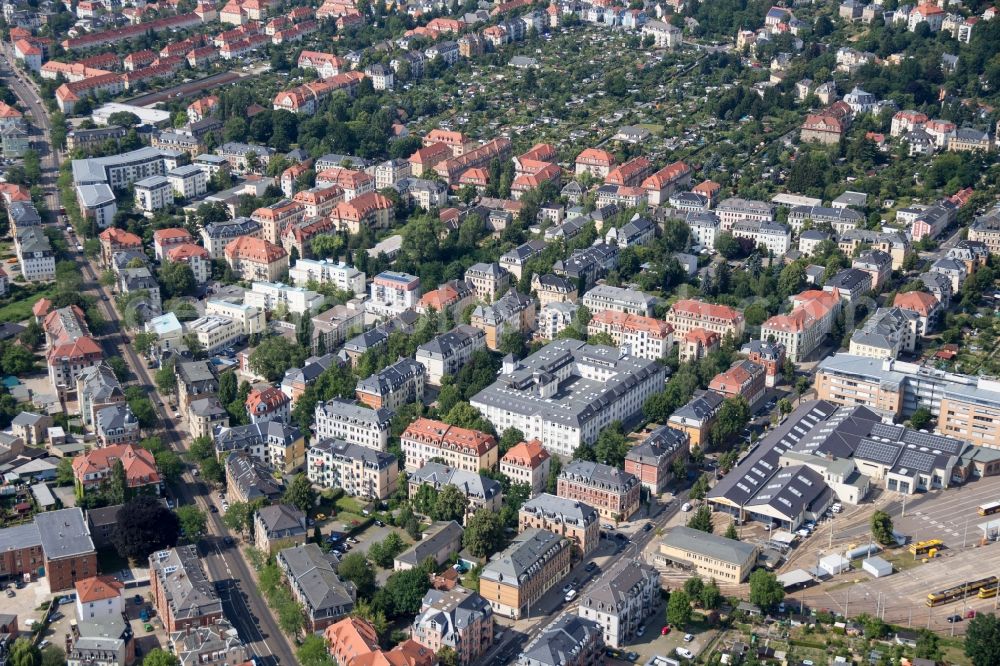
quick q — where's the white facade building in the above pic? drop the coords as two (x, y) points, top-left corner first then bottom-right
(244, 281), (325, 316)
(289, 259), (366, 295)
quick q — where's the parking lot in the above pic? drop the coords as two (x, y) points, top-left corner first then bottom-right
(2, 577), (51, 627)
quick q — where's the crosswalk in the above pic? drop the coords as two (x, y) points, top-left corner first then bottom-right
(912, 510), (963, 539)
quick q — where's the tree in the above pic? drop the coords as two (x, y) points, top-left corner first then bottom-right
(498, 330), (526, 357)
(700, 580), (722, 610)
(433, 484), (469, 522)
(159, 262), (197, 298)
(499, 427), (524, 457)
(748, 569), (784, 610)
(437, 647), (459, 666)
(910, 407), (933, 430)
(109, 458), (128, 504)
(249, 335), (309, 381)
(223, 501), (253, 535)
(689, 474), (710, 500)
(112, 496), (180, 561)
(297, 634), (334, 666)
(176, 505), (207, 538)
(384, 567), (432, 616)
(966, 614), (1000, 666)
(715, 232), (740, 259)
(666, 590), (692, 627)
(683, 576), (704, 599)
(339, 552), (376, 598)
(40, 646), (66, 666)
(142, 649), (180, 666)
(283, 473), (317, 513)
(724, 522), (740, 540)
(777, 398), (792, 415)
(155, 359), (177, 395)
(107, 111), (141, 127)
(218, 371), (237, 406)
(463, 508), (504, 557)
(9, 639), (40, 666)
(870, 510), (894, 545)
(687, 505), (713, 533)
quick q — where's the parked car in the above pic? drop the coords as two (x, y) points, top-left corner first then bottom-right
(564, 589), (577, 602)
(642, 523), (653, 532)
(585, 562), (597, 572)
(661, 626), (670, 635)
(681, 503), (692, 512)
(684, 634), (694, 642)
(947, 614), (962, 623)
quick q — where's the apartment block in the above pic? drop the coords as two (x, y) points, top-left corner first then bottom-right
(307, 439), (399, 499)
(518, 493), (599, 557)
(557, 461), (641, 522)
(479, 529), (571, 619)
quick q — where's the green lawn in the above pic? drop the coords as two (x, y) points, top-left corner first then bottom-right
(0, 283), (58, 323)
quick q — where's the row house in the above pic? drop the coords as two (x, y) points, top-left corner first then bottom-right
(434, 138), (514, 184)
(272, 71), (365, 113)
(424, 128), (474, 156)
(316, 165), (374, 200)
(40, 61), (110, 82)
(307, 439), (399, 499)
(587, 311), (672, 361)
(123, 49), (156, 71)
(716, 197), (774, 231)
(161, 34), (206, 58)
(219, 33), (270, 59)
(55, 73), (125, 113)
(605, 157), (652, 187)
(665, 298), (745, 339)
(187, 45), (219, 68)
(641, 161), (692, 205)
(511, 162), (562, 200)
(61, 12), (204, 51)
(401, 418), (498, 473)
(760, 290), (841, 362)
(297, 50), (345, 77)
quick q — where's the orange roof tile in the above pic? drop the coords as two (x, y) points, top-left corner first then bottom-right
(76, 575), (124, 603)
(501, 439), (550, 468)
(402, 418), (497, 456)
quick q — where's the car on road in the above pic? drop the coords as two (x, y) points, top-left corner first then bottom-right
(562, 584), (573, 593)
(38, 641), (49, 649)
(681, 502), (692, 512)
(210, 505), (218, 513)
(585, 562), (597, 572)
(4, 589), (13, 598)
(636, 625), (645, 637)
(347, 537), (359, 544)
(643, 523), (653, 532)
(684, 634), (694, 642)
(625, 652), (638, 662)
(947, 614), (962, 623)
(601, 523), (615, 530)
(967, 609), (978, 619)
(223, 536), (234, 546)
(564, 589), (577, 602)
(675, 648), (694, 660)
(661, 626), (670, 635)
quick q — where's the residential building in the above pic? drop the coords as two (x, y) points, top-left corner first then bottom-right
(75, 575), (124, 621)
(470, 290), (536, 350)
(94, 404), (139, 446)
(314, 398), (393, 451)
(741, 339), (786, 388)
(624, 425), (689, 494)
(73, 443), (158, 496)
(518, 493), (599, 558)
(641, 161), (691, 205)
(205, 300), (267, 337)
(11, 412), (53, 449)
(15, 226), (56, 282)
(75, 363), (125, 427)
(580, 285), (655, 317)
(401, 418), (498, 473)
(558, 461), (640, 522)
(668, 390), (724, 448)
(465, 262), (511, 302)
(760, 290), (841, 362)
(394, 520), (464, 572)
(730, 220), (792, 255)
(848, 307), (919, 360)
(201, 218), (262, 260)
(166, 244), (212, 285)
(679, 327), (720, 363)
(245, 385), (292, 425)
(408, 463), (502, 518)
(224, 236), (289, 282)
(853, 249), (893, 291)
(587, 311), (672, 361)
(893, 291), (942, 335)
(824, 268), (873, 302)
(532, 274), (577, 306)
(244, 281), (324, 316)
(708, 359), (767, 408)
(471, 341), (666, 456)
(367, 271), (421, 318)
(578, 558), (660, 648)
(212, 415), (301, 471)
(277, 543), (356, 632)
(411, 587), (494, 665)
(575, 148), (616, 178)
(326, 618), (436, 666)
(43, 305), (103, 398)
(254, 503), (307, 552)
(225, 451), (284, 504)
(307, 439), (399, 499)
(167, 164), (208, 200)
(815, 354), (1000, 449)
(356, 358), (425, 411)
(171, 619), (248, 666)
(656, 526), (759, 583)
(479, 528), (572, 619)
(417, 280), (476, 318)
(186, 316), (242, 353)
(716, 198), (774, 231)
(641, 19), (681, 47)
(500, 439), (551, 496)
(415, 325), (487, 385)
(517, 616), (603, 666)
(537, 302), (578, 340)
(289, 259), (365, 295)
(0, 509), (97, 592)
(149, 546), (223, 633)
(71, 147), (174, 190)
(189, 397), (229, 440)
(665, 299), (745, 339)
(75, 183), (117, 229)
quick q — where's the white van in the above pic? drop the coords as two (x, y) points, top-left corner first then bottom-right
(675, 647), (694, 660)
(564, 589), (577, 602)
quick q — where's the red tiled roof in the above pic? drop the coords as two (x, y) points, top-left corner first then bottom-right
(76, 575), (124, 603)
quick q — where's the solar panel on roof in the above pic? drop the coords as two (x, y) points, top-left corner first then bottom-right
(856, 439), (899, 465)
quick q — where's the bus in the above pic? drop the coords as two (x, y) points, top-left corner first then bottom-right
(927, 576), (998, 606)
(909, 539), (944, 556)
(979, 584), (999, 599)
(978, 502), (1000, 517)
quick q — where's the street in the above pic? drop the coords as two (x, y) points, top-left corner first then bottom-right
(0, 48), (297, 666)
